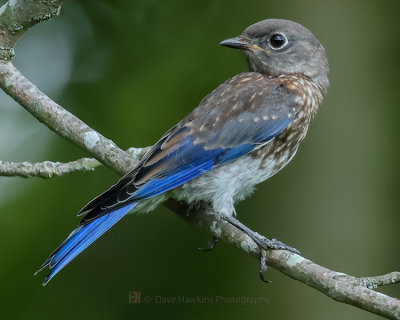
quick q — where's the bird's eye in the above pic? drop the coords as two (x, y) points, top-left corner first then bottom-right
(268, 34), (288, 50)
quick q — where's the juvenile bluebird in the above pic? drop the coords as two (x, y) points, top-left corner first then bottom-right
(36, 19), (329, 285)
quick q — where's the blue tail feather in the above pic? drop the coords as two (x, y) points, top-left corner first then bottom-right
(36, 202), (136, 285)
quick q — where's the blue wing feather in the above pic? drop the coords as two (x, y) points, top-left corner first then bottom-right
(36, 202), (137, 285)
(131, 115), (290, 199)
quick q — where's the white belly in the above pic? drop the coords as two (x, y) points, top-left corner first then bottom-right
(171, 145), (296, 217)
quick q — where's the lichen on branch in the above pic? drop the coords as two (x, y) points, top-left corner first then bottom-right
(0, 0), (63, 60)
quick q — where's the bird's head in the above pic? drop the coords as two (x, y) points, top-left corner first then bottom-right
(220, 19), (329, 92)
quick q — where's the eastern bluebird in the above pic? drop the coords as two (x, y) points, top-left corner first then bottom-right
(36, 19), (329, 285)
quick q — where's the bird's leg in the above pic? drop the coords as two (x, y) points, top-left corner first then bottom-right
(198, 236), (219, 251)
(222, 215), (300, 254)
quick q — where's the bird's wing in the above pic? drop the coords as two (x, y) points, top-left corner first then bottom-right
(79, 72), (300, 224)
(36, 72), (301, 284)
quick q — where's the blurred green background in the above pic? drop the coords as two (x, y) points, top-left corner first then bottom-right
(1, 0), (399, 319)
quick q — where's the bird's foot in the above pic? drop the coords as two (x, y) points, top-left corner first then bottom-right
(222, 215), (300, 254)
(253, 234), (300, 254)
(198, 236), (219, 251)
(222, 215), (300, 282)
(255, 235), (299, 282)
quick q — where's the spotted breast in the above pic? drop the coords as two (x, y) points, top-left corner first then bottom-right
(172, 73), (325, 217)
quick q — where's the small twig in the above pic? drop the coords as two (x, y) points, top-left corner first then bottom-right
(357, 272), (400, 290)
(0, 146), (151, 178)
(0, 159), (99, 178)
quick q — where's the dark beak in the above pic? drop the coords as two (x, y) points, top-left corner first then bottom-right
(219, 37), (249, 50)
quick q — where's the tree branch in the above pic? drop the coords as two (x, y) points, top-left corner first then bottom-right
(0, 0), (63, 60)
(1, 1), (399, 319)
(165, 200), (400, 319)
(0, 61), (136, 176)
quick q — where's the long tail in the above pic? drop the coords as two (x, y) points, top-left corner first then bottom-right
(35, 202), (137, 285)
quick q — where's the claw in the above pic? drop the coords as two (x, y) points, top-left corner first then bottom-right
(259, 250), (271, 283)
(198, 236), (219, 251)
